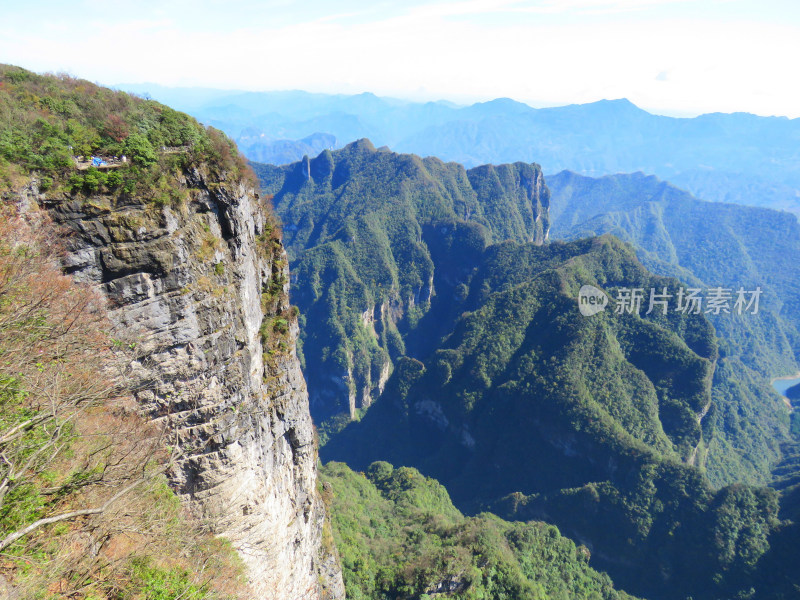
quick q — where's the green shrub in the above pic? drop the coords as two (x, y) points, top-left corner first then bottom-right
(124, 132), (157, 166)
(321, 461), (634, 600)
(0, 64), (256, 197)
(128, 557), (206, 600)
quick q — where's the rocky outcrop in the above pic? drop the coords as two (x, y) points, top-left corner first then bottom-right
(466, 161), (550, 245)
(23, 168), (343, 599)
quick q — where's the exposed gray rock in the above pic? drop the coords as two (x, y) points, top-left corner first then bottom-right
(36, 168), (343, 600)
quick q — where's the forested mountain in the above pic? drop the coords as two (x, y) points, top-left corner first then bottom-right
(127, 85), (800, 214)
(549, 170), (800, 335)
(252, 139), (549, 434)
(547, 170), (800, 486)
(320, 233), (787, 599)
(547, 170), (800, 382)
(251, 143), (800, 600)
(256, 144), (797, 487)
(320, 460), (637, 600)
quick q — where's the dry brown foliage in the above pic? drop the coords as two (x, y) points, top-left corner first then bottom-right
(0, 204), (247, 599)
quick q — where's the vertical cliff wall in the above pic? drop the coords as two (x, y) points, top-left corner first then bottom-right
(26, 166), (343, 599)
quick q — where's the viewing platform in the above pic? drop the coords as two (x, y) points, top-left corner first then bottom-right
(73, 156), (126, 170)
(72, 146), (189, 170)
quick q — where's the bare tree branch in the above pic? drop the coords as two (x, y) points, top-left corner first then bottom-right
(0, 468), (163, 552)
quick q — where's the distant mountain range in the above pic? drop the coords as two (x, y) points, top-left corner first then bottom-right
(120, 85), (800, 214)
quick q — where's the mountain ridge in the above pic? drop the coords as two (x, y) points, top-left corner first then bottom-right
(126, 85), (800, 214)
(253, 139), (549, 430)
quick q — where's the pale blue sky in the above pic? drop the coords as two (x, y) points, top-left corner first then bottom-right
(1, 0), (798, 117)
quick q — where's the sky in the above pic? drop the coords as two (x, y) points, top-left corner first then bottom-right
(1, 0), (798, 117)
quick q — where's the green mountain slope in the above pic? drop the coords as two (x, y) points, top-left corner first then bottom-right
(244, 109), (800, 600)
(547, 170), (800, 486)
(320, 461), (638, 600)
(322, 235), (784, 599)
(252, 140), (549, 432)
(549, 170), (800, 352)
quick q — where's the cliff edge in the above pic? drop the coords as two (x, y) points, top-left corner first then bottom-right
(16, 162), (343, 598)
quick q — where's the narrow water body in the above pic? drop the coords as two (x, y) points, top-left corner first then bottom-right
(772, 374), (800, 398)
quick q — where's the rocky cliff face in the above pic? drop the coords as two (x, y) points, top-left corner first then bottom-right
(21, 166), (343, 599)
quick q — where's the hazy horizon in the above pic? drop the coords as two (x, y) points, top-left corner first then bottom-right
(3, 0), (799, 119)
(108, 82), (795, 121)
